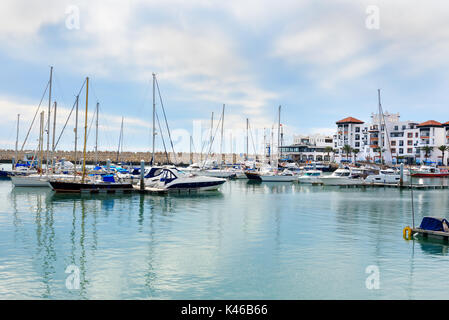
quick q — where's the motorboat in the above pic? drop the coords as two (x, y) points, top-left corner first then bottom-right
(298, 170), (323, 184)
(143, 168), (226, 191)
(364, 168), (401, 184)
(10, 174), (53, 187)
(410, 166), (449, 178)
(259, 169), (298, 182)
(319, 168), (363, 186)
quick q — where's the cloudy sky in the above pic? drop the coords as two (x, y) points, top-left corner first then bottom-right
(1, 0), (449, 153)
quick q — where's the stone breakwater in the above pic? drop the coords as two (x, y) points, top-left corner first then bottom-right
(0, 149), (248, 165)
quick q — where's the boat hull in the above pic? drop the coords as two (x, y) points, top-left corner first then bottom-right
(11, 176), (50, 187)
(49, 181), (134, 193)
(244, 171), (261, 180)
(411, 173), (449, 178)
(320, 177), (363, 186)
(259, 175), (298, 182)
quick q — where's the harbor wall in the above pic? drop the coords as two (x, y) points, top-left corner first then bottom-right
(0, 149), (251, 166)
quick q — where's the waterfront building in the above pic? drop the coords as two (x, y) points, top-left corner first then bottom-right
(334, 113), (449, 165)
(279, 134), (334, 162)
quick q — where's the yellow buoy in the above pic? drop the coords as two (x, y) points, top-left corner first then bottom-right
(403, 226), (413, 240)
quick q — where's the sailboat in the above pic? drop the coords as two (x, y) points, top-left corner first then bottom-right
(259, 106), (298, 182)
(48, 77), (133, 193)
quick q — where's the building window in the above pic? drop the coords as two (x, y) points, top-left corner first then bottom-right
(415, 132), (418, 138)
(394, 126), (398, 131)
(391, 148), (396, 153)
(355, 142), (360, 147)
(399, 140), (404, 146)
(355, 134), (360, 140)
(407, 132), (413, 138)
(407, 140), (412, 146)
(402, 125), (406, 130)
(355, 127), (360, 132)
(407, 148), (413, 153)
(391, 141), (396, 146)
(399, 148), (404, 154)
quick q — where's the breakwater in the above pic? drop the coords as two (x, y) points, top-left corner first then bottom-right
(0, 149), (248, 165)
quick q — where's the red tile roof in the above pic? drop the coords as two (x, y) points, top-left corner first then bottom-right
(336, 117), (364, 124)
(417, 120), (443, 127)
(443, 121), (449, 126)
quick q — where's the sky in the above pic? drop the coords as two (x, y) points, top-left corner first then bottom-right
(1, 0), (449, 154)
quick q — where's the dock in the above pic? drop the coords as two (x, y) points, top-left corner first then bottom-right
(411, 228), (449, 241)
(311, 182), (449, 190)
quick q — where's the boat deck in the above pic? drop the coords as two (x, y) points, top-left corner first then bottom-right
(412, 228), (449, 241)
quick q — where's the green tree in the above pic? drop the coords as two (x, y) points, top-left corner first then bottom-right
(343, 144), (352, 162)
(438, 145), (449, 166)
(352, 148), (360, 163)
(422, 145), (433, 162)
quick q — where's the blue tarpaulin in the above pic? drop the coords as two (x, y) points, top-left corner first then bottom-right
(419, 217), (449, 231)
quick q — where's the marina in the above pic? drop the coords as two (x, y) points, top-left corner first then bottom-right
(1, 167), (449, 299)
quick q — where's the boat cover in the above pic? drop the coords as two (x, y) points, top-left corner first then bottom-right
(102, 175), (115, 183)
(419, 217), (449, 232)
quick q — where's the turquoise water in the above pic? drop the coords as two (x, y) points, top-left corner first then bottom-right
(0, 173), (449, 299)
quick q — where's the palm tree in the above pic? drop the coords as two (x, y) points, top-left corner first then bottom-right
(422, 145), (433, 163)
(324, 146), (334, 162)
(352, 148), (359, 163)
(343, 144), (352, 163)
(438, 145), (449, 166)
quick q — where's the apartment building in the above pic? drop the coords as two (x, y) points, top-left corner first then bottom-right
(334, 113), (449, 165)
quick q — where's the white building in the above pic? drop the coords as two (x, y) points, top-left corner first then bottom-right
(334, 113), (449, 165)
(280, 134), (334, 162)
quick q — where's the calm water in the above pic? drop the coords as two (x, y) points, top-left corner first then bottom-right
(1, 171), (449, 299)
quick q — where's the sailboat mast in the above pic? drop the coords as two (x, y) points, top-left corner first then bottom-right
(14, 114), (20, 169)
(52, 101), (57, 164)
(246, 118), (249, 161)
(116, 117), (124, 163)
(39, 111), (44, 173)
(220, 104), (225, 166)
(278, 105), (281, 164)
(74, 95), (79, 176)
(81, 77), (89, 183)
(95, 102), (99, 165)
(210, 112), (214, 154)
(377, 89), (383, 165)
(152, 73), (156, 165)
(46, 66), (53, 172)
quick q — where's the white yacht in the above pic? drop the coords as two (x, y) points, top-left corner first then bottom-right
(319, 168), (363, 186)
(143, 168), (226, 191)
(259, 169), (298, 182)
(298, 170), (323, 184)
(364, 169), (401, 184)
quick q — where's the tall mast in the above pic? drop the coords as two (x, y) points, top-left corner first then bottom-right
(81, 77), (89, 183)
(74, 95), (79, 176)
(246, 118), (249, 161)
(277, 105), (281, 167)
(39, 111), (45, 173)
(117, 117), (124, 163)
(152, 73), (156, 165)
(52, 101), (57, 152)
(14, 114), (20, 169)
(95, 102), (99, 165)
(377, 89), (383, 165)
(220, 104), (225, 166)
(189, 135), (193, 164)
(46, 66), (53, 171)
(210, 112), (214, 154)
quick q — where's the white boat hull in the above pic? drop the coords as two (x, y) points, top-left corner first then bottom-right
(11, 176), (51, 187)
(298, 176), (322, 184)
(259, 175), (298, 182)
(320, 177), (363, 186)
